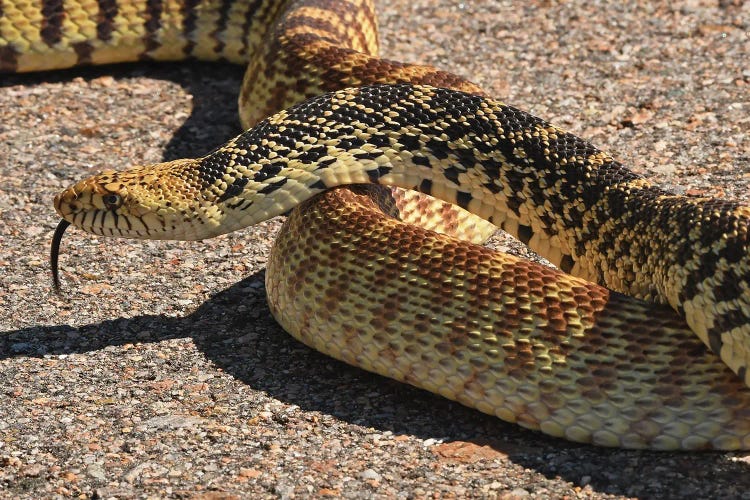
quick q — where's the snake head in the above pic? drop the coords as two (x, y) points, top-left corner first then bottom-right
(53, 158), (223, 241)
(54, 169), (135, 235)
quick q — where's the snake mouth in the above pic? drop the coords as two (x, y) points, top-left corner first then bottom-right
(50, 219), (71, 293)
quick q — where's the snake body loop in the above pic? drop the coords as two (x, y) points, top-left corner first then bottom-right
(3, 0), (750, 449)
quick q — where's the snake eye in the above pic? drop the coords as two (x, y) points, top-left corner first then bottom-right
(102, 193), (122, 210)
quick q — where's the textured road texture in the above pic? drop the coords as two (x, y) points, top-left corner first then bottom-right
(1, 0), (750, 498)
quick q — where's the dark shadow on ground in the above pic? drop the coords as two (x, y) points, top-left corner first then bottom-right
(2, 272), (750, 499)
(1, 61), (246, 161)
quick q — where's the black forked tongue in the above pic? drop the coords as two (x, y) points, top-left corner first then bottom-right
(51, 219), (71, 293)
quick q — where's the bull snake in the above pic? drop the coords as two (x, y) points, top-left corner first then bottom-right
(3, 0), (750, 449)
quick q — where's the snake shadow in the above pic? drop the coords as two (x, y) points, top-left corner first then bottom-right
(1, 61), (247, 161)
(3, 271), (750, 498)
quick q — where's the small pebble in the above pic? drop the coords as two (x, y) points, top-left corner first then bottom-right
(359, 468), (382, 481)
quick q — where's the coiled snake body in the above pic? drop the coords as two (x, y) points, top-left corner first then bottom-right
(4, 0), (750, 449)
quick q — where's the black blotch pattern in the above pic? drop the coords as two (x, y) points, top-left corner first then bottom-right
(456, 191), (472, 209)
(255, 164), (282, 182)
(40, 0), (64, 46)
(517, 224), (533, 245)
(295, 144), (329, 164)
(354, 151), (381, 161)
(179, 0), (200, 54)
(398, 133), (421, 151)
(366, 166), (393, 182)
(258, 178), (288, 194)
(559, 254), (575, 274)
(367, 133), (391, 148)
(218, 177), (249, 202)
(412, 155), (431, 167)
(337, 136), (366, 150)
(425, 137), (450, 160)
(142, 0), (164, 53)
(713, 268), (745, 303)
(210, 0), (234, 53)
(443, 166), (461, 185)
(96, 0), (119, 41)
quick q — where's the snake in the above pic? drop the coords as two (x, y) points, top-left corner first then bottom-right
(3, 0), (750, 450)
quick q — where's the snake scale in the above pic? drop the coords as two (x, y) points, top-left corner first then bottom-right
(3, 0), (750, 449)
